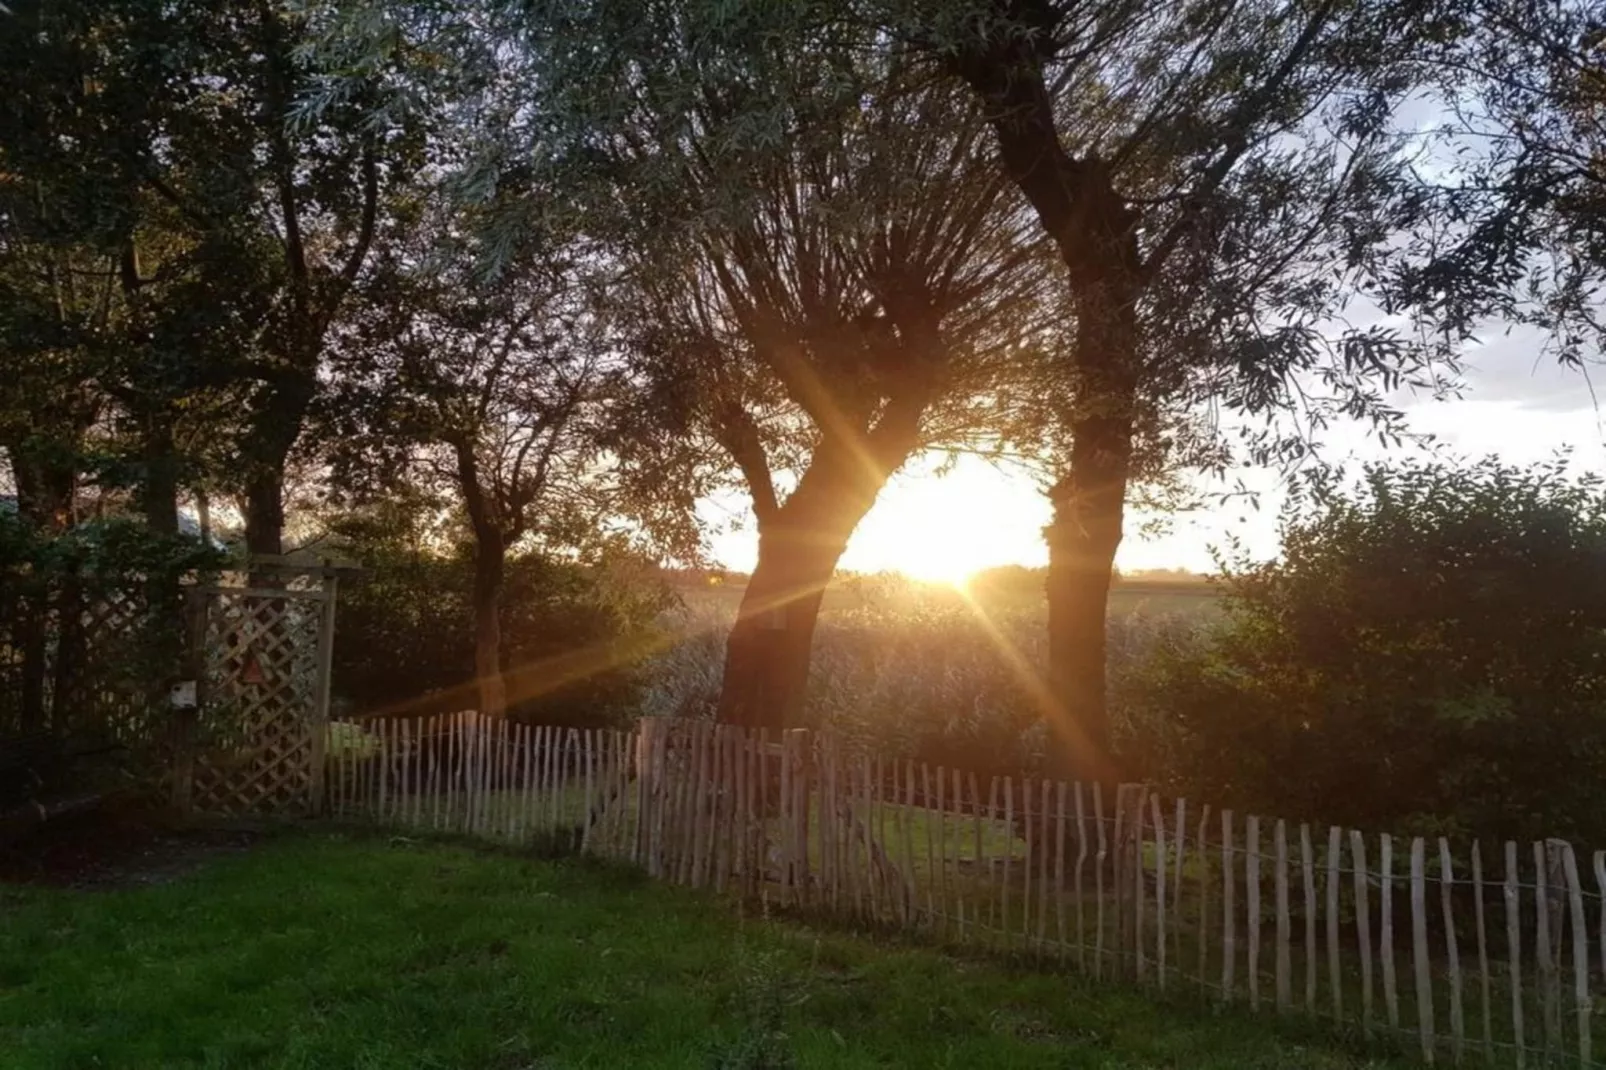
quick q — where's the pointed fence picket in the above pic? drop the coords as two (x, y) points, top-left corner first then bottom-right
(320, 714), (1606, 1068)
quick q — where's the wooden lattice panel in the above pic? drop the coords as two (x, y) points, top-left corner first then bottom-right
(76, 589), (153, 743)
(189, 589), (327, 816)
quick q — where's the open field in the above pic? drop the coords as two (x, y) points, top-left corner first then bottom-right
(673, 576), (1222, 622)
(0, 829), (1404, 1069)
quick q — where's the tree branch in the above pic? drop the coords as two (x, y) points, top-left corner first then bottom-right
(337, 141), (380, 289)
(712, 403), (780, 526)
(1138, 0), (1341, 280)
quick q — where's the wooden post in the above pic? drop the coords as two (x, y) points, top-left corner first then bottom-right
(1274, 819), (1290, 1011)
(1595, 851), (1606, 1020)
(1560, 843), (1591, 1068)
(742, 730), (757, 895)
(934, 765), (948, 933)
(378, 718), (391, 824)
(1112, 784), (1128, 970)
(1536, 840), (1559, 1057)
(1327, 825), (1344, 1023)
(1439, 839), (1464, 1064)
(713, 730), (731, 891)
(1222, 809), (1236, 1000)
(584, 730), (599, 854)
(1055, 780), (1068, 952)
(1302, 824), (1317, 1012)
(637, 719), (663, 876)
(1132, 786), (1146, 981)
(1037, 778), (1051, 951)
(1022, 777), (1035, 951)
(1504, 841), (1526, 1065)
(1152, 794), (1168, 990)
(1198, 805), (1212, 992)
(1094, 784), (1108, 978)
(431, 713), (443, 830)
(520, 723), (536, 843)
(447, 713), (460, 831)
(1002, 776), (1015, 946)
(904, 764), (919, 925)
(1246, 814), (1261, 1010)
(398, 719), (412, 828)
(950, 767), (963, 931)
(1382, 834), (1401, 1028)
(169, 586), (209, 817)
(1410, 837), (1436, 1063)
(1472, 842), (1494, 1063)
(1352, 830), (1375, 1034)
(688, 723), (710, 888)
(309, 573), (338, 814)
(1172, 798), (1187, 977)
(924, 764), (938, 926)
(1076, 783), (1090, 971)
(784, 729), (810, 906)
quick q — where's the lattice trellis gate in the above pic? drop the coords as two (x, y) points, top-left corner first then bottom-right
(171, 569), (339, 817)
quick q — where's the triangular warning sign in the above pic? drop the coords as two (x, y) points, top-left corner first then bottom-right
(241, 653), (266, 685)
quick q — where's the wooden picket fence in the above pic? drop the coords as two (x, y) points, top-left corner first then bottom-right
(329, 714), (1606, 1068)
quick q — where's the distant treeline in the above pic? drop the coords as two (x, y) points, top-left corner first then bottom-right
(661, 564), (1212, 589)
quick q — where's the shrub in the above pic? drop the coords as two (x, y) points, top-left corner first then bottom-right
(333, 535), (675, 731)
(1121, 455), (1606, 844)
(0, 511), (225, 742)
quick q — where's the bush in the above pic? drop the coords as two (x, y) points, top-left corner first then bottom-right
(333, 532), (675, 731)
(0, 511), (225, 742)
(1121, 455), (1606, 844)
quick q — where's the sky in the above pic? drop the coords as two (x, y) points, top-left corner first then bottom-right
(707, 324), (1606, 580)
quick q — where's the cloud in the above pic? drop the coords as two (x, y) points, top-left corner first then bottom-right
(1451, 326), (1601, 413)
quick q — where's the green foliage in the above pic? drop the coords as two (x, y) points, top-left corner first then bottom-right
(330, 515), (677, 729)
(1120, 455), (1606, 844)
(0, 510), (227, 740)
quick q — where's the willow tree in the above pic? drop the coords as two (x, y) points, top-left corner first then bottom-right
(1394, 0), (1605, 361)
(560, 26), (1052, 730)
(867, 0), (1471, 781)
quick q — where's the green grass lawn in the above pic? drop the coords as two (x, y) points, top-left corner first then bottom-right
(0, 830), (1405, 1069)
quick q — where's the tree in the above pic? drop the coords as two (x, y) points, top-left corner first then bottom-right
(328, 229), (617, 717)
(891, 0), (1467, 781)
(563, 24), (1053, 731)
(1391, 0), (1605, 363)
(1122, 454), (1606, 844)
(0, 0), (419, 556)
(323, 497), (672, 729)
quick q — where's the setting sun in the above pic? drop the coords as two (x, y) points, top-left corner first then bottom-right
(836, 456), (1047, 584)
(706, 453), (1247, 582)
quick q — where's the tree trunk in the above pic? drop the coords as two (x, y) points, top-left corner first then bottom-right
(471, 533), (509, 719)
(242, 367), (318, 561)
(141, 411), (179, 537)
(716, 440), (890, 732)
(1043, 280), (1138, 785)
(454, 438), (510, 721)
(10, 449), (76, 734)
(952, 42), (1145, 785)
(196, 488), (212, 545)
(717, 530), (844, 732)
(244, 468), (286, 559)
